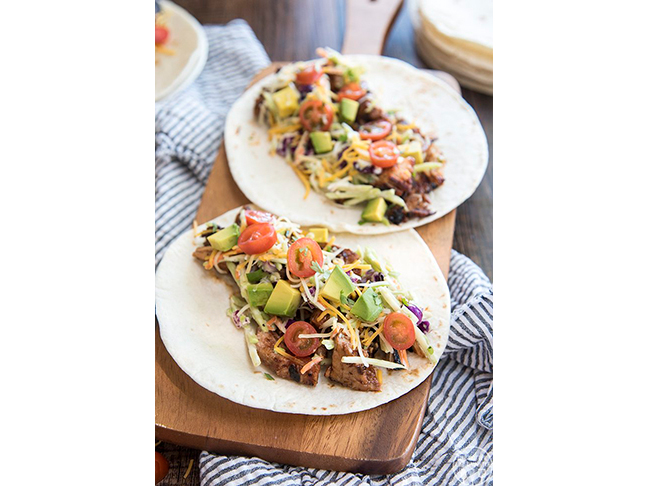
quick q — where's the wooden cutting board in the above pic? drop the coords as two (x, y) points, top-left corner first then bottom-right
(155, 0), (459, 475)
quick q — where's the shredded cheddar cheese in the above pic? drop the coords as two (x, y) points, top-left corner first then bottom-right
(363, 323), (384, 347)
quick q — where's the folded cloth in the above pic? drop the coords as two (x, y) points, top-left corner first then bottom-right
(154, 20), (493, 486)
(199, 250), (493, 486)
(155, 20), (270, 267)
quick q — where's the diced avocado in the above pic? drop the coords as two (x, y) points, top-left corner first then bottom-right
(398, 140), (423, 165)
(321, 266), (355, 303)
(246, 269), (267, 284)
(340, 98), (359, 124)
(247, 282), (274, 307)
(207, 223), (240, 251)
(272, 86), (299, 118)
(310, 131), (333, 154)
(361, 198), (387, 223)
(264, 280), (302, 317)
(350, 288), (382, 322)
(307, 227), (329, 244)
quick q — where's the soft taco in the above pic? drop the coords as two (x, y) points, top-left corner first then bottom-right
(225, 50), (488, 234)
(155, 206), (450, 415)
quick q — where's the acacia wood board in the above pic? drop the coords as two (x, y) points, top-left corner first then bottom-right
(155, 63), (458, 475)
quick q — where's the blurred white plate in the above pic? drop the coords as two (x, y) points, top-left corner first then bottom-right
(155, 1), (208, 102)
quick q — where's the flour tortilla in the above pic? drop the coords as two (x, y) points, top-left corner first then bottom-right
(418, 0), (493, 54)
(155, 1), (208, 102)
(411, 0), (492, 94)
(225, 55), (488, 234)
(155, 207), (451, 415)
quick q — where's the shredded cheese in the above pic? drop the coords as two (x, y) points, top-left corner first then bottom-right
(292, 165), (311, 198)
(363, 323), (384, 347)
(318, 297), (351, 327)
(268, 123), (302, 136)
(184, 459), (194, 479)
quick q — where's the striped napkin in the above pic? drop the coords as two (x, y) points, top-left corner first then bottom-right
(155, 20), (493, 486)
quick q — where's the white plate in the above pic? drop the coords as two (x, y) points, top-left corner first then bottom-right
(155, 1), (208, 102)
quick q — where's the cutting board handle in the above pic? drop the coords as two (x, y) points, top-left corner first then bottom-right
(341, 0), (404, 55)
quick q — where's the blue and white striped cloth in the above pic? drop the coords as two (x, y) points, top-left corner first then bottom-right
(155, 20), (270, 267)
(155, 20), (493, 486)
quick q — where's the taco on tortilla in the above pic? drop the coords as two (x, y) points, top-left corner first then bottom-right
(155, 206), (450, 414)
(225, 51), (488, 234)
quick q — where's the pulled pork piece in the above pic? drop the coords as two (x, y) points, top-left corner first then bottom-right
(192, 246), (213, 261)
(357, 96), (385, 124)
(325, 333), (380, 391)
(376, 157), (415, 196)
(338, 248), (359, 265)
(328, 73), (345, 92)
(404, 193), (434, 219)
(412, 171), (444, 194)
(253, 93), (264, 120)
(256, 331), (320, 386)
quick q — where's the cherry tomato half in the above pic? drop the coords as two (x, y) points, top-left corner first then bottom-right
(284, 321), (320, 357)
(359, 120), (392, 141)
(299, 100), (333, 132)
(295, 65), (323, 85)
(287, 238), (324, 278)
(155, 451), (169, 484)
(238, 223), (277, 255)
(383, 312), (416, 350)
(337, 82), (367, 101)
(369, 140), (400, 168)
(245, 209), (274, 226)
(155, 26), (169, 45)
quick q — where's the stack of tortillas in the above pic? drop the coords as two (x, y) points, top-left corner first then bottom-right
(411, 0), (493, 95)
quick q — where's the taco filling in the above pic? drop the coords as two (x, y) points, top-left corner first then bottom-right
(253, 48), (446, 226)
(192, 207), (439, 391)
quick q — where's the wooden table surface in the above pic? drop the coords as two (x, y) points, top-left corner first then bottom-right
(157, 1), (492, 484)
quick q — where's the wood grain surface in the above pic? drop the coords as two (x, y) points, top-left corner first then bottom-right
(157, 1), (492, 483)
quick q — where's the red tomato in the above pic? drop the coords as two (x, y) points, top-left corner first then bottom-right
(284, 321), (320, 357)
(238, 223), (277, 255)
(245, 209), (274, 226)
(299, 100), (333, 132)
(295, 65), (323, 85)
(337, 82), (367, 101)
(359, 120), (392, 141)
(383, 312), (416, 350)
(155, 26), (169, 45)
(369, 140), (400, 168)
(155, 451), (169, 484)
(287, 238), (324, 278)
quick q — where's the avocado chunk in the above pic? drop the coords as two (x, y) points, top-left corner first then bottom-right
(340, 98), (359, 124)
(398, 140), (423, 165)
(361, 198), (387, 223)
(310, 131), (333, 154)
(247, 282), (274, 307)
(272, 86), (299, 118)
(207, 223), (240, 251)
(306, 227), (329, 244)
(264, 280), (302, 317)
(350, 288), (382, 322)
(246, 269), (267, 284)
(321, 266), (355, 303)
